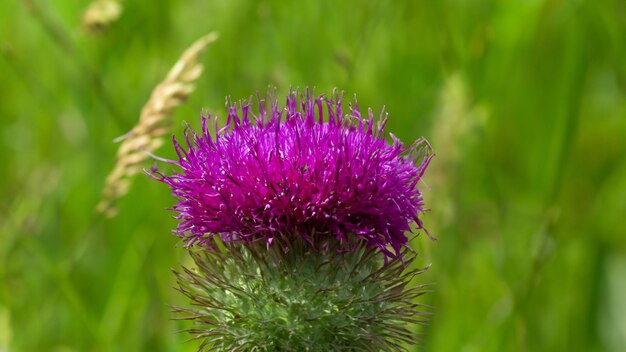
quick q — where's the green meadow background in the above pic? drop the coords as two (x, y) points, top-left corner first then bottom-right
(1, 0), (625, 351)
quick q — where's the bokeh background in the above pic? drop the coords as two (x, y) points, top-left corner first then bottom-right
(1, 0), (626, 351)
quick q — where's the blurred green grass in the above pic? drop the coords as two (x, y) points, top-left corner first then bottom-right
(1, 0), (625, 351)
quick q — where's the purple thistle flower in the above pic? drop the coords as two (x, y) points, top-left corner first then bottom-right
(153, 90), (433, 257)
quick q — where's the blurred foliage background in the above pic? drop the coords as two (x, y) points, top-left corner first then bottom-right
(1, 0), (625, 351)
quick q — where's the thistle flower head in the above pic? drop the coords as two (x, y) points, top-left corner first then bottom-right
(154, 90), (432, 257)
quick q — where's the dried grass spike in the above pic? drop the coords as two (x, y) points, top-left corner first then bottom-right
(97, 32), (219, 217)
(82, 0), (123, 34)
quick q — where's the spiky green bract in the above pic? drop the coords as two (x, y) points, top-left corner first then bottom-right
(173, 239), (430, 352)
